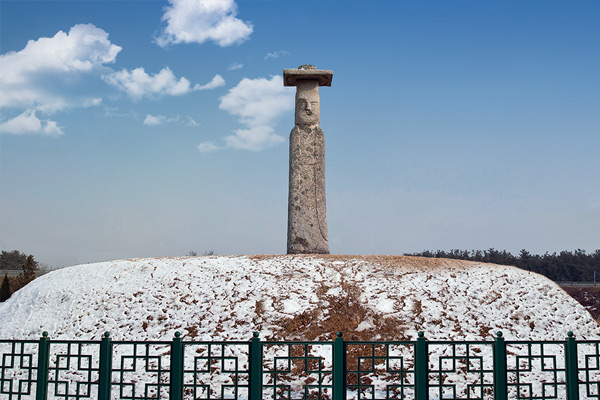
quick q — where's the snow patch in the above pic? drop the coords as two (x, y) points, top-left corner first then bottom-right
(282, 299), (301, 314)
(0, 255), (597, 342)
(356, 319), (374, 332)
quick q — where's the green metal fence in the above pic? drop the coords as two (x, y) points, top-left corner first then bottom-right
(0, 331), (598, 400)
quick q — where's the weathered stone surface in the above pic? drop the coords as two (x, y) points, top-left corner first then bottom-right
(283, 65), (333, 87)
(288, 125), (328, 254)
(294, 80), (320, 125)
(284, 65), (332, 254)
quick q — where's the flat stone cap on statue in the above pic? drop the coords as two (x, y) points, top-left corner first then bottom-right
(283, 65), (333, 87)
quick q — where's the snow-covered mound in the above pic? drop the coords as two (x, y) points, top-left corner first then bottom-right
(0, 255), (597, 341)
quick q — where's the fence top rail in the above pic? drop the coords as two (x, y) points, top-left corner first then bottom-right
(569, 339), (600, 344)
(262, 340), (332, 346)
(48, 340), (101, 345)
(427, 340), (495, 345)
(112, 340), (173, 345)
(345, 340), (416, 345)
(183, 340), (251, 346)
(0, 339), (39, 344)
(0, 338), (252, 345)
(504, 340), (566, 345)
(0, 332), (594, 345)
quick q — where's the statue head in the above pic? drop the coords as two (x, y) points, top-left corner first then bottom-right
(295, 80), (320, 125)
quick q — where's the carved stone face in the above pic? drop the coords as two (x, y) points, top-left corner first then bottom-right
(296, 97), (319, 125)
(295, 80), (320, 125)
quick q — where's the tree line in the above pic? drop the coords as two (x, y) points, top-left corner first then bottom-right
(1, 250), (39, 302)
(407, 248), (600, 282)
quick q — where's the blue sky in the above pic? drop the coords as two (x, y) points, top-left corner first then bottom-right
(1, 0), (598, 267)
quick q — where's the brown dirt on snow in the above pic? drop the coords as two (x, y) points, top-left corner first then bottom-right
(277, 278), (411, 342)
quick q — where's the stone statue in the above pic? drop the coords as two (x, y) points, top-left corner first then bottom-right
(283, 65), (333, 254)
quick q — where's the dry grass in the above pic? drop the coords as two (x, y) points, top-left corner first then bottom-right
(246, 254), (489, 271)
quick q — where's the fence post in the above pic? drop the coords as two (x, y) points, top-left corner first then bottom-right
(98, 332), (112, 400)
(249, 332), (262, 400)
(170, 331), (184, 400)
(565, 331), (579, 400)
(493, 331), (507, 400)
(333, 331), (346, 400)
(415, 332), (428, 400)
(35, 331), (49, 400)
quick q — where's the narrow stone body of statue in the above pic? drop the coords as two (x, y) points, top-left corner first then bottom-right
(283, 65), (333, 254)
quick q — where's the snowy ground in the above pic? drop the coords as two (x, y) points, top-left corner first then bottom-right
(0, 255), (597, 341)
(1, 255), (598, 399)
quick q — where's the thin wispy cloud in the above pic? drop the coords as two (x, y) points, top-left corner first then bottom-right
(197, 141), (219, 153)
(186, 116), (199, 126)
(83, 98), (103, 107)
(144, 114), (201, 127)
(103, 106), (134, 118)
(227, 62), (243, 71)
(264, 50), (289, 60)
(156, 0), (253, 47)
(143, 114), (173, 126)
(198, 75), (293, 152)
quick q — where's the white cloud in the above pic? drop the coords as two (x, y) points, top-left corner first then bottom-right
(224, 126), (284, 151)
(106, 68), (223, 99)
(220, 75), (292, 127)
(0, 110), (64, 137)
(0, 24), (121, 111)
(0, 24), (121, 85)
(144, 114), (181, 126)
(197, 141), (219, 152)
(144, 114), (166, 126)
(194, 74), (225, 90)
(106, 67), (191, 99)
(42, 120), (65, 137)
(264, 50), (289, 60)
(216, 75), (293, 151)
(227, 62), (243, 70)
(83, 98), (103, 107)
(0, 24), (120, 136)
(0, 110), (41, 134)
(156, 0), (253, 47)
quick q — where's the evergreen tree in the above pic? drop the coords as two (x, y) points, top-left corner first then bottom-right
(23, 255), (37, 279)
(0, 274), (10, 302)
(16, 255), (38, 289)
(0, 250), (28, 270)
